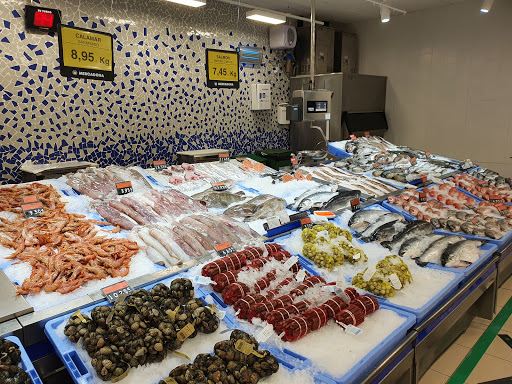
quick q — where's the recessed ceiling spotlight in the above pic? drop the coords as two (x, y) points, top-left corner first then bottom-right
(480, 0), (494, 13)
(380, 5), (390, 23)
(164, 0), (206, 7)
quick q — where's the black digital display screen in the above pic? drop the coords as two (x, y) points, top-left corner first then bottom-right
(307, 100), (328, 113)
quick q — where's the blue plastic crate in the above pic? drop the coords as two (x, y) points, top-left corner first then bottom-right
(382, 200), (512, 251)
(328, 142), (352, 159)
(277, 305), (415, 384)
(205, 256), (416, 384)
(419, 242), (497, 284)
(5, 336), (43, 384)
(357, 266), (464, 325)
(44, 273), (241, 384)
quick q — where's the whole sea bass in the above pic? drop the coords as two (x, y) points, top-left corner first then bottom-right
(441, 240), (486, 267)
(417, 235), (466, 265)
(319, 190), (361, 214)
(348, 209), (389, 231)
(381, 221), (435, 250)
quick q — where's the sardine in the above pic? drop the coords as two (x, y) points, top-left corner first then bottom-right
(399, 234), (446, 258)
(381, 220), (435, 250)
(418, 235), (466, 265)
(442, 240), (485, 267)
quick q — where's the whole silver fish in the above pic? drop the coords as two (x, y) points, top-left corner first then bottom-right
(357, 213), (405, 241)
(400, 234), (445, 259)
(442, 240), (485, 267)
(382, 221), (435, 250)
(348, 209), (390, 231)
(418, 235), (466, 265)
(291, 184), (338, 210)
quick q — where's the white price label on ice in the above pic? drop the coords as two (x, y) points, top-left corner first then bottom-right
(362, 266), (377, 281)
(193, 275), (216, 286)
(344, 324), (363, 336)
(429, 176), (444, 185)
(266, 217), (281, 230)
(257, 324), (275, 343)
(282, 256), (299, 271)
(352, 253), (361, 261)
(278, 211), (290, 224)
(390, 257), (402, 266)
(322, 285), (336, 293)
(295, 269), (306, 283)
(389, 273), (403, 290)
(336, 275), (346, 290)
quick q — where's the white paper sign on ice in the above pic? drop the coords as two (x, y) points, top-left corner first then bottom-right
(193, 275), (216, 285)
(336, 274), (346, 290)
(282, 256), (299, 271)
(266, 217), (281, 230)
(345, 324), (363, 336)
(337, 321), (363, 336)
(389, 273), (403, 290)
(256, 324), (275, 343)
(278, 210), (290, 224)
(429, 175), (444, 185)
(295, 269), (307, 283)
(321, 285), (336, 293)
(208, 305), (226, 320)
(362, 266), (377, 281)
(390, 257), (402, 265)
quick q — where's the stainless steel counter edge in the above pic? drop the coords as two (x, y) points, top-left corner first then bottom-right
(0, 318), (22, 339)
(413, 254), (500, 333)
(358, 330), (418, 384)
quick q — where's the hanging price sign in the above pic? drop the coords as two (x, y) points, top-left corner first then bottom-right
(58, 25), (114, 81)
(206, 49), (239, 89)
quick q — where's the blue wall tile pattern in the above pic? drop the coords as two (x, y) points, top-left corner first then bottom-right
(0, 0), (290, 184)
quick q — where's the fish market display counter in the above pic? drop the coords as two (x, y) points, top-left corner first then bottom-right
(1, 143), (511, 384)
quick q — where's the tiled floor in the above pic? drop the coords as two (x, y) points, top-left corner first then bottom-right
(418, 276), (512, 384)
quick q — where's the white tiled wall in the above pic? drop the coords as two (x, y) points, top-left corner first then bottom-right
(350, 0), (512, 176)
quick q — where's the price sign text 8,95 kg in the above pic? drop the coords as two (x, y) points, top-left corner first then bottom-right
(58, 25), (115, 81)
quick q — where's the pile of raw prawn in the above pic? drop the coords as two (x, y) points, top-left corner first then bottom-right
(0, 184), (139, 295)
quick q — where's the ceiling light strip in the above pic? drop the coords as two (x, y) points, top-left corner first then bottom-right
(216, 0), (325, 25)
(164, 0), (207, 7)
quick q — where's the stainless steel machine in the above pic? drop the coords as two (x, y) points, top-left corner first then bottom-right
(289, 73), (388, 152)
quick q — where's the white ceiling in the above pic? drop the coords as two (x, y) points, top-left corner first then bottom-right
(237, 0), (468, 23)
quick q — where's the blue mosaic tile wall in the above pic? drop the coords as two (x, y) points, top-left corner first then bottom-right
(0, 0), (290, 184)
